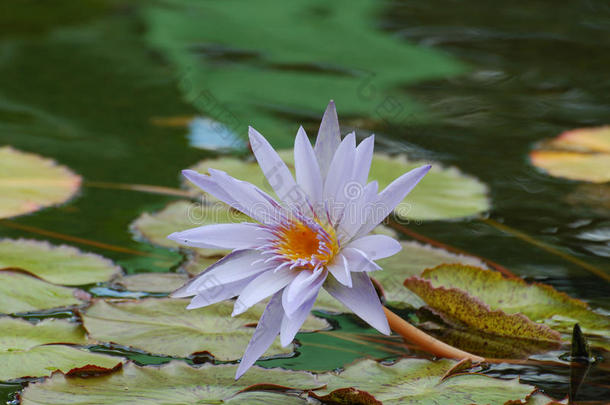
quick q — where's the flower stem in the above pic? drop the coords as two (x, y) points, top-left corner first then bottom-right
(383, 306), (485, 363)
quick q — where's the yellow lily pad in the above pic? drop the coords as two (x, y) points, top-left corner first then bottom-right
(530, 126), (610, 183)
(0, 239), (121, 286)
(0, 146), (81, 219)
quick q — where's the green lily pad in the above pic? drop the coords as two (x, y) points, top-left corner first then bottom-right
(131, 200), (248, 256)
(369, 154), (490, 220)
(186, 151), (490, 221)
(315, 358), (536, 405)
(530, 126), (610, 183)
(113, 273), (189, 293)
(0, 239), (121, 286)
(412, 264), (610, 338)
(404, 276), (561, 343)
(0, 318), (121, 381)
(0, 146), (81, 219)
(19, 361), (318, 404)
(0, 271), (86, 314)
(81, 298), (329, 360)
(181, 252), (228, 276)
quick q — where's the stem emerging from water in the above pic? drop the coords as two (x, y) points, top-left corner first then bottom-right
(383, 306), (485, 362)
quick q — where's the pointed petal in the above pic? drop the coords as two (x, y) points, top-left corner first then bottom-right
(346, 234), (402, 260)
(182, 169), (239, 208)
(324, 272), (390, 335)
(294, 126), (323, 208)
(336, 181), (378, 243)
(168, 223), (270, 250)
(341, 247), (381, 272)
(207, 169), (281, 224)
(353, 135), (375, 185)
(235, 292), (283, 379)
(249, 127), (306, 209)
(357, 164), (431, 237)
(171, 250), (269, 298)
(233, 268), (298, 316)
(314, 101), (341, 179)
(323, 132), (356, 224)
(282, 268), (326, 317)
(280, 293), (318, 347)
(327, 254), (352, 287)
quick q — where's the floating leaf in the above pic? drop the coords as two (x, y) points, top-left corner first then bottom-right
(0, 318), (121, 381)
(412, 264), (610, 338)
(374, 241), (487, 308)
(405, 276), (561, 342)
(0, 239), (121, 285)
(186, 151), (490, 220)
(0, 271), (86, 314)
(131, 200), (248, 256)
(315, 358), (535, 405)
(0, 146), (81, 219)
(81, 298), (328, 360)
(530, 126), (610, 183)
(369, 154), (490, 220)
(181, 252), (229, 276)
(113, 273), (189, 293)
(20, 361), (318, 404)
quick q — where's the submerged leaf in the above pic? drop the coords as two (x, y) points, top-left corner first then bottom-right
(0, 318), (121, 380)
(186, 151), (490, 221)
(0, 271), (85, 314)
(315, 358), (535, 405)
(81, 298), (328, 360)
(0, 146), (81, 219)
(413, 264), (610, 338)
(0, 239), (121, 285)
(20, 361), (318, 404)
(530, 126), (610, 183)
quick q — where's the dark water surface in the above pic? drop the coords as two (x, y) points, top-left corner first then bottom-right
(1, 0), (609, 402)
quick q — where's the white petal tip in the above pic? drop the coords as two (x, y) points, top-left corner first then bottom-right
(280, 336), (293, 347)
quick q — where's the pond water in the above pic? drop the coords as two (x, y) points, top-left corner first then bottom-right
(1, 0), (609, 403)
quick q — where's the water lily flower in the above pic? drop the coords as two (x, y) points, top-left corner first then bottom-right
(169, 101), (430, 379)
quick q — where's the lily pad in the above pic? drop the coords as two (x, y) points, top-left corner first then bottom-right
(374, 241), (487, 308)
(186, 151), (490, 221)
(0, 271), (86, 314)
(0, 239), (121, 286)
(405, 276), (561, 342)
(411, 264), (610, 338)
(530, 126), (610, 183)
(113, 273), (189, 293)
(315, 358), (536, 405)
(20, 361), (318, 404)
(0, 146), (81, 219)
(131, 200), (248, 256)
(81, 298), (329, 360)
(0, 318), (121, 381)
